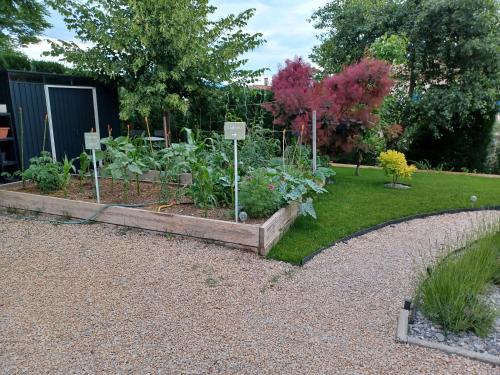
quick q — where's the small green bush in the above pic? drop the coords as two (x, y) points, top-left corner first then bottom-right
(239, 169), (282, 218)
(22, 152), (63, 193)
(416, 230), (500, 337)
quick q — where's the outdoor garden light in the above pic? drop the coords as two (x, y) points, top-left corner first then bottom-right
(239, 211), (248, 223)
(470, 195), (478, 208)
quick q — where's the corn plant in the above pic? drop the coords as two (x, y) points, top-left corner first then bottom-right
(190, 162), (217, 217)
(78, 151), (91, 187)
(61, 155), (76, 197)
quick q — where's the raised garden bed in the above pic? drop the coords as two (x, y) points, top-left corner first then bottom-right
(0, 179), (299, 255)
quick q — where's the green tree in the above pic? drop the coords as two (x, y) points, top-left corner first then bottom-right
(310, 0), (389, 73)
(0, 50), (31, 70)
(312, 0), (500, 171)
(30, 59), (67, 74)
(0, 0), (50, 50)
(48, 0), (265, 125)
(368, 34), (408, 66)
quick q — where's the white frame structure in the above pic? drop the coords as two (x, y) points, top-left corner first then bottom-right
(44, 85), (100, 161)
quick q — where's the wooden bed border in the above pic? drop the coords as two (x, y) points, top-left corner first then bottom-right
(0, 181), (299, 255)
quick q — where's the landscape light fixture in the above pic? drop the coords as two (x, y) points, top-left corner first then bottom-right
(238, 211), (248, 223)
(470, 195), (477, 208)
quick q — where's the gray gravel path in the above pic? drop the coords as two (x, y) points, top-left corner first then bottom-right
(1, 210), (499, 374)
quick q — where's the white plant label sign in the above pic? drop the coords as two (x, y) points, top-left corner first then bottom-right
(224, 122), (246, 140)
(84, 132), (101, 203)
(84, 132), (101, 150)
(224, 122), (246, 222)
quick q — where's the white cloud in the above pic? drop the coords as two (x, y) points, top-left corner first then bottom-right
(20, 37), (61, 62)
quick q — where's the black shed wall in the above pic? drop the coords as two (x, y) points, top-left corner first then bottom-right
(0, 70), (120, 164)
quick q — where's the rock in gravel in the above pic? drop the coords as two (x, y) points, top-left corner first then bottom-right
(436, 333), (445, 342)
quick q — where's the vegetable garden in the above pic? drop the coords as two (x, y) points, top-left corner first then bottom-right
(12, 126), (334, 222)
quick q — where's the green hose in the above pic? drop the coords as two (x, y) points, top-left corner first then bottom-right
(1, 202), (156, 225)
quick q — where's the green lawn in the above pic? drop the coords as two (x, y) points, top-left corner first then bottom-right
(267, 167), (500, 265)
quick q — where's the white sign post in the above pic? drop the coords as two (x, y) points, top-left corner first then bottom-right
(312, 110), (317, 172)
(84, 132), (101, 204)
(224, 122), (246, 223)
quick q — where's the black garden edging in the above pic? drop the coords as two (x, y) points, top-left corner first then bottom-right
(300, 206), (500, 266)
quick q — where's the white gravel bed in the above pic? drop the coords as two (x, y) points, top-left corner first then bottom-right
(1, 210), (499, 374)
(409, 285), (500, 357)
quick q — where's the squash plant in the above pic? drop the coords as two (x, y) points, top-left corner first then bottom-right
(100, 136), (147, 198)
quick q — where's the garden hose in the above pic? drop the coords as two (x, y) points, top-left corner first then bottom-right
(1, 201), (157, 226)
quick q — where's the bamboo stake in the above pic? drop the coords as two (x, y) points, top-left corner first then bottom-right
(144, 117), (154, 152)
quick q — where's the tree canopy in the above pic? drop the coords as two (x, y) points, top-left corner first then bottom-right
(0, 0), (50, 50)
(264, 58), (393, 153)
(311, 0), (500, 171)
(48, 0), (265, 121)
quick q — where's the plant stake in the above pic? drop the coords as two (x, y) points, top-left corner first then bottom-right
(84, 132), (101, 203)
(224, 122), (246, 223)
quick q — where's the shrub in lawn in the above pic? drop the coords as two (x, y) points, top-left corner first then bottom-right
(415, 230), (500, 337)
(239, 169), (282, 218)
(378, 149), (416, 184)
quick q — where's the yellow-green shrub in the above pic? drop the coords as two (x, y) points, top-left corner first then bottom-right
(378, 150), (417, 184)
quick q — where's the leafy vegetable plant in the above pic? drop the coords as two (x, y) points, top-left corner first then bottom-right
(239, 168), (282, 218)
(21, 151), (63, 193)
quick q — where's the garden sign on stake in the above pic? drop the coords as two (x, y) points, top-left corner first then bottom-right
(224, 122), (246, 223)
(84, 132), (101, 204)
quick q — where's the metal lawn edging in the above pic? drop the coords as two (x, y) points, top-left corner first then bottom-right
(300, 206), (500, 265)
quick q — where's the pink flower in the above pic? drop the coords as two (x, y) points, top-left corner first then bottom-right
(268, 184), (275, 191)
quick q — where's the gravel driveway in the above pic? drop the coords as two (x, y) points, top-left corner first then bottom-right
(1, 210), (499, 374)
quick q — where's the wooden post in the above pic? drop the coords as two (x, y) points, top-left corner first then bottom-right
(144, 117), (154, 152)
(163, 111), (169, 148)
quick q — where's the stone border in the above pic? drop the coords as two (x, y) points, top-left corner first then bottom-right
(396, 309), (500, 366)
(0, 181), (299, 255)
(300, 206), (500, 265)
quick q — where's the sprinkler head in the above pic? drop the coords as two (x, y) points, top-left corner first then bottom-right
(470, 195), (478, 203)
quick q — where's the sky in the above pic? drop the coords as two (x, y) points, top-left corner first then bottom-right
(20, 0), (328, 84)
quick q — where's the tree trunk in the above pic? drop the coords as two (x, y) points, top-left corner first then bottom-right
(355, 150), (363, 176)
(407, 0), (421, 99)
